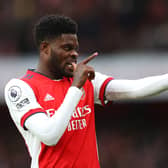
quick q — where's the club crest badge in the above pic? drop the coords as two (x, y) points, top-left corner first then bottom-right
(8, 86), (22, 102)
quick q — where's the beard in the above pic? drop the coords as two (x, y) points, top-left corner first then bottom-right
(48, 49), (73, 79)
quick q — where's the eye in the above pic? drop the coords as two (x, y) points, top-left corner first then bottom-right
(63, 44), (73, 51)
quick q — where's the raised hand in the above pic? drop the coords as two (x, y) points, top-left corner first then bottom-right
(72, 52), (98, 88)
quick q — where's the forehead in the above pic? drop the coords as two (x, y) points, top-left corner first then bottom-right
(54, 34), (78, 45)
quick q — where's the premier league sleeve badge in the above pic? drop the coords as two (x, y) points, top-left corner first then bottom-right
(8, 86), (22, 102)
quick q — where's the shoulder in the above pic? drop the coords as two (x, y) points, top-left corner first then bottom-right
(91, 72), (114, 105)
(5, 78), (32, 92)
(4, 78), (36, 103)
(92, 72), (114, 88)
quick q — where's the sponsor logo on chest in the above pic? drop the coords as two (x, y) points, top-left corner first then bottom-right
(46, 105), (92, 132)
(69, 105), (92, 132)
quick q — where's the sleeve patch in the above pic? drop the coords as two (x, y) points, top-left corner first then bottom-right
(8, 86), (22, 102)
(16, 98), (30, 109)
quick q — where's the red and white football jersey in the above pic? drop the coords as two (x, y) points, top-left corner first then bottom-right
(5, 69), (113, 168)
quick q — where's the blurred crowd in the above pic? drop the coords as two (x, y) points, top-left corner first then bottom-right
(0, 0), (168, 55)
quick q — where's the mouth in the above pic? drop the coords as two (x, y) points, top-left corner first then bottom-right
(66, 61), (77, 72)
(67, 63), (73, 70)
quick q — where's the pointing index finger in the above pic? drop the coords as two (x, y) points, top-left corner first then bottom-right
(81, 52), (98, 64)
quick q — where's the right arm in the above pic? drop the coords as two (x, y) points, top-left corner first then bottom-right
(5, 79), (82, 146)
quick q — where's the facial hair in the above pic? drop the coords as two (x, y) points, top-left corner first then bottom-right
(48, 49), (73, 79)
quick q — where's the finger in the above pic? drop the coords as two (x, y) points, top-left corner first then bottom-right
(81, 52), (98, 64)
(72, 62), (77, 71)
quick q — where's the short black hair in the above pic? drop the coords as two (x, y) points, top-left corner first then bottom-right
(33, 15), (78, 47)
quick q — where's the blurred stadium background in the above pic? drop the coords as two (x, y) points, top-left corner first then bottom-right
(1, 0), (168, 167)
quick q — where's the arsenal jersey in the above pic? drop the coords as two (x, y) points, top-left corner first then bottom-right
(5, 69), (113, 168)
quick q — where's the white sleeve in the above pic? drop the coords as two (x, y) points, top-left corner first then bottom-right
(5, 79), (82, 146)
(4, 79), (43, 126)
(105, 73), (168, 100)
(92, 72), (113, 105)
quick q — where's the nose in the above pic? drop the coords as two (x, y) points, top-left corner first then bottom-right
(70, 50), (79, 59)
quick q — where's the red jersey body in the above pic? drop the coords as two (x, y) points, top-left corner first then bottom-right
(21, 70), (100, 168)
(5, 69), (113, 168)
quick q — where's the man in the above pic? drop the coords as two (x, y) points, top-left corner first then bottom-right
(4, 15), (168, 168)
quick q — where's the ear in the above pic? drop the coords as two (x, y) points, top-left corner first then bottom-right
(40, 41), (51, 55)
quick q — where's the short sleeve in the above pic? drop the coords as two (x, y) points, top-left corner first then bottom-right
(92, 72), (113, 106)
(4, 78), (45, 129)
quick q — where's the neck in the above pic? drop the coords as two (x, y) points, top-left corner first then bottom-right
(36, 63), (63, 80)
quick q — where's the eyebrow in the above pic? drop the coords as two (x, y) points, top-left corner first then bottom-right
(62, 42), (79, 49)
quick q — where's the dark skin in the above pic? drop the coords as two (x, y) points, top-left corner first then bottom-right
(37, 33), (97, 89)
